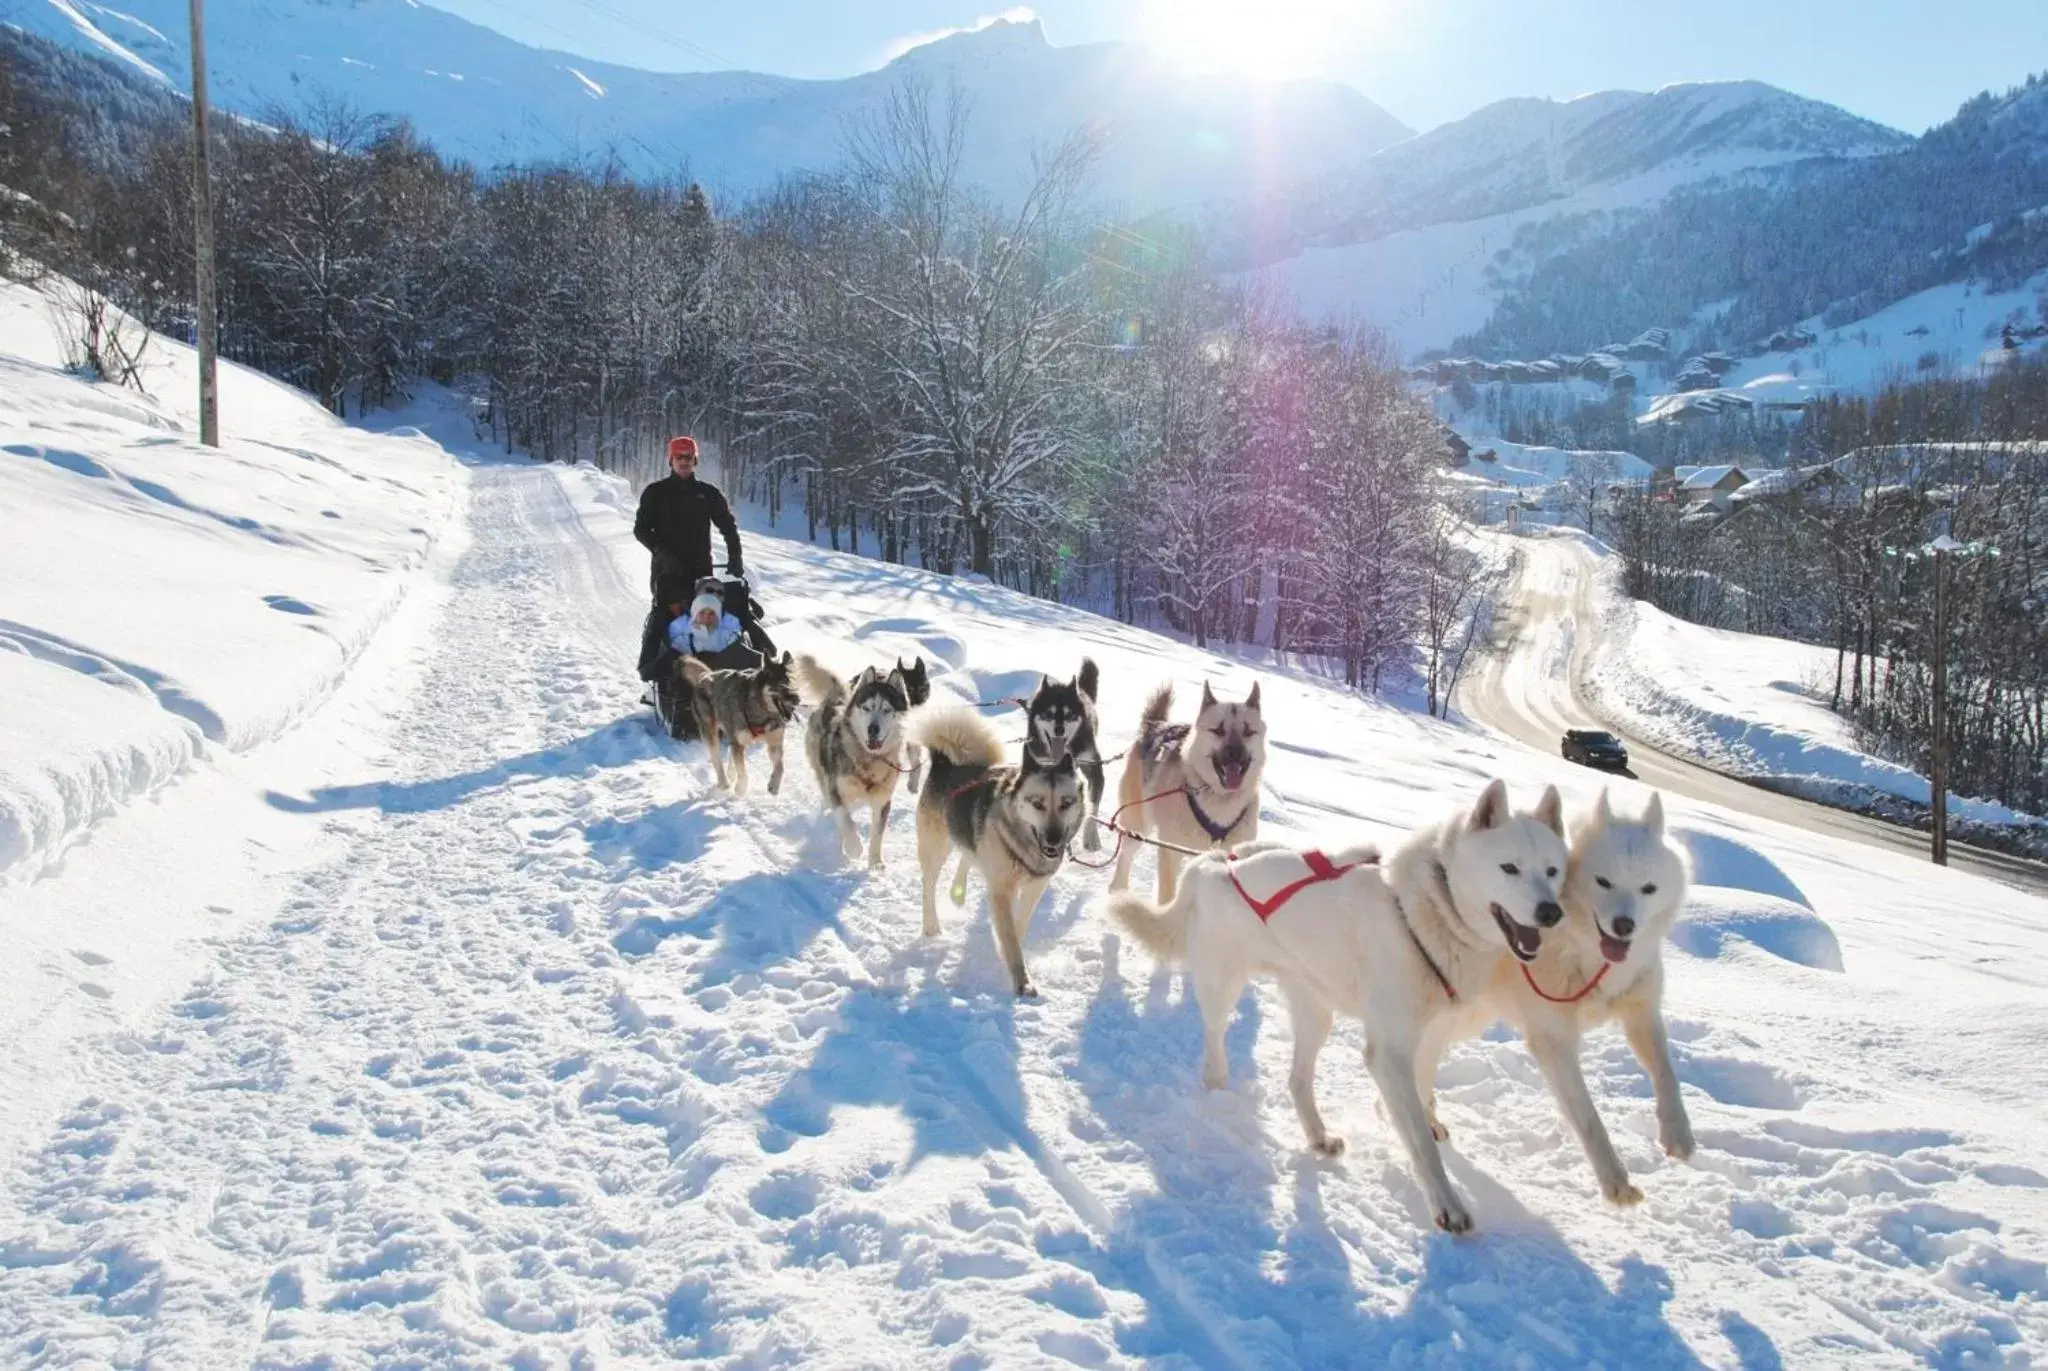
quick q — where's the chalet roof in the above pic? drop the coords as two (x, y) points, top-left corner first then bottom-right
(1680, 464), (1746, 489)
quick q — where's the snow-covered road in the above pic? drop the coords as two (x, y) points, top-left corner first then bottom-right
(5, 459), (2046, 1368)
(1463, 534), (2048, 897)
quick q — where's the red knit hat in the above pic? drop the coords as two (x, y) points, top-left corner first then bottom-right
(667, 435), (700, 460)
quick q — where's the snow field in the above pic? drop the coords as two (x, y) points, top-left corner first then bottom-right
(0, 280), (460, 884)
(0, 438), (2044, 1363)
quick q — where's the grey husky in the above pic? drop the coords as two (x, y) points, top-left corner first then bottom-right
(911, 707), (1083, 997)
(794, 655), (910, 868)
(1023, 659), (1105, 850)
(678, 652), (800, 796)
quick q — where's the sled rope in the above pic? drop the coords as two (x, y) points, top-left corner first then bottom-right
(1065, 785), (1222, 870)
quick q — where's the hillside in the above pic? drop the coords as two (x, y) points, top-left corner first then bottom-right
(1464, 75), (2048, 361)
(3, 288), (2046, 1366)
(1238, 81), (1907, 355)
(4, 2), (1410, 208)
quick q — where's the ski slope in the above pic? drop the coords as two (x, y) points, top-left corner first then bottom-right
(2, 315), (2047, 1367)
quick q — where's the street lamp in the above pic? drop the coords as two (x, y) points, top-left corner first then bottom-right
(1885, 533), (1999, 865)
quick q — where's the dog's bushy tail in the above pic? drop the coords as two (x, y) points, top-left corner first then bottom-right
(791, 653), (845, 709)
(1078, 657), (1100, 703)
(1104, 878), (1197, 963)
(1139, 682), (1173, 734)
(908, 706), (1005, 770)
(679, 658), (713, 688)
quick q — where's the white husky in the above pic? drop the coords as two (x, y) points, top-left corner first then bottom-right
(1106, 779), (1570, 1234)
(1497, 788), (1693, 1199)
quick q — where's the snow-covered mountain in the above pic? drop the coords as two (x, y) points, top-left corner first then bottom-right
(1271, 81), (1906, 254)
(1240, 81), (1910, 354)
(4, 1), (1411, 207)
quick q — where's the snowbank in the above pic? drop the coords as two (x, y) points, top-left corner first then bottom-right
(0, 279), (460, 882)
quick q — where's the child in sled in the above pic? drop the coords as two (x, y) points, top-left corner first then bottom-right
(671, 577), (751, 663)
(648, 575), (764, 739)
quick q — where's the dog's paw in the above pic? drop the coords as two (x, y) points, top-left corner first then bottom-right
(1201, 1066), (1229, 1091)
(1661, 1118), (1696, 1161)
(1082, 824), (1102, 853)
(1309, 1134), (1347, 1158)
(1604, 1179), (1645, 1208)
(1428, 1118), (1451, 1144)
(1014, 979), (1039, 998)
(866, 855), (884, 872)
(840, 836), (863, 861)
(1434, 1200), (1475, 1235)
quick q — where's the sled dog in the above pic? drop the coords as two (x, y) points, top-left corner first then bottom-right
(912, 707), (1083, 997)
(1108, 681), (1266, 901)
(1022, 659), (1106, 850)
(1499, 788), (1693, 1200)
(1107, 779), (1570, 1234)
(795, 656), (910, 868)
(679, 653), (800, 796)
(895, 656), (934, 792)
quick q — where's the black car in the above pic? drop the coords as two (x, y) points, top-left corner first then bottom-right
(1562, 728), (1629, 772)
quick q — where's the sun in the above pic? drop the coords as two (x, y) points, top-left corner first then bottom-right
(1138, 0), (1373, 81)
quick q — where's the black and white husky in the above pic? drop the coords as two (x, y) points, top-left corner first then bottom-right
(1022, 659), (1104, 850)
(794, 656), (911, 869)
(895, 657), (933, 792)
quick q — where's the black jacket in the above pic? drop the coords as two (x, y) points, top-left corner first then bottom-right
(634, 474), (743, 588)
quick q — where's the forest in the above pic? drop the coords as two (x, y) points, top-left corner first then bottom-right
(0, 27), (1490, 702)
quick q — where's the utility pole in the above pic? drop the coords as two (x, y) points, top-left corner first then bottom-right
(188, 0), (219, 446)
(1930, 543), (1949, 866)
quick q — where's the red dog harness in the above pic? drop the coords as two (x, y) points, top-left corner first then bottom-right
(1225, 849), (1364, 922)
(1227, 848), (1461, 1002)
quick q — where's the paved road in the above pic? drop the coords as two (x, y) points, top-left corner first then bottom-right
(1460, 535), (2048, 898)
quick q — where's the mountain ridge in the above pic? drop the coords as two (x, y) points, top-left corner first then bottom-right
(4, 2), (1412, 208)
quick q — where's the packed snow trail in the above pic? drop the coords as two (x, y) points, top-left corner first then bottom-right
(4, 461), (2046, 1368)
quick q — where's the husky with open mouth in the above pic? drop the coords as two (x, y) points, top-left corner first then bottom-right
(1108, 681), (1266, 902)
(1499, 787), (1694, 1197)
(1106, 779), (1572, 1234)
(1023, 658), (1105, 850)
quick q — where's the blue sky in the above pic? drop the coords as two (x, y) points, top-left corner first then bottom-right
(432, 0), (2048, 135)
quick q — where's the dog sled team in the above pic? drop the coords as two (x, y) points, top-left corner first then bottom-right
(634, 435), (1697, 1234)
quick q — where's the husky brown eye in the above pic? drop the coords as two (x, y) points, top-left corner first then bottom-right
(1499, 862), (1519, 875)
(1640, 883), (1657, 895)
(1210, 725), (1227, 737)
(1595, 876), (1612, 889)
